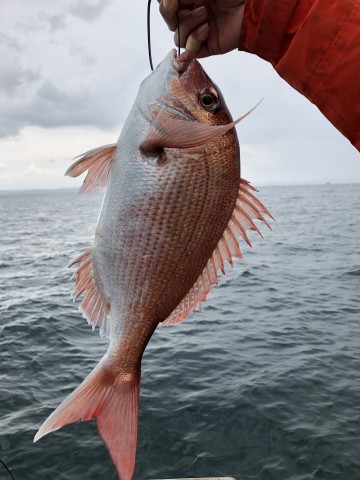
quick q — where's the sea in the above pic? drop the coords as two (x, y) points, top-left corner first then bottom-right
(0, 184), (359, 480)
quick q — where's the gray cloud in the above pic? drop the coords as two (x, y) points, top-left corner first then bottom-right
(39, 0), (113, 32)
(40, 12), (68, 31)
(0, 32), (21, 50)
(0, 62), (40, 95)
(70, 0), (113, 21)
(0, 73), (129, 139)
(0, 0), (127, 139)
(16, 15), (43, 34)
(14, 0), (112, 35)
(68, 43), (97, 66)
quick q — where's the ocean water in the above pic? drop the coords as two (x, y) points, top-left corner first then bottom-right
(0, 184), (360, 480)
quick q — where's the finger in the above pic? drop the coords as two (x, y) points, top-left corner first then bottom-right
(173, 6), (207, 48)
(185, 22), (209, 57)
(159, 0), (178, 31)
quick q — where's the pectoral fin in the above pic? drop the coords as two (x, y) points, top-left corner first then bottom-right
(140, 100), (262, 153)
(66, 143), (117, 193)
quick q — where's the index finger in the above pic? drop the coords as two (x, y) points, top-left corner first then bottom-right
(159, 0), (205, 31)
(159, 0), (179, 32)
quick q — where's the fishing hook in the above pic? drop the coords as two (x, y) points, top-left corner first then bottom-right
(147, 0), (181, 71)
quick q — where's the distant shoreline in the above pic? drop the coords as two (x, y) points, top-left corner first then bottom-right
(1, 182), (360, 195)
(0, 187), (79, 195)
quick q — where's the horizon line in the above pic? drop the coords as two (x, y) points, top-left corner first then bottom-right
(1, 180), (360, 194)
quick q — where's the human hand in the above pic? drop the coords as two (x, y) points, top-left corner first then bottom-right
(159, 0), (245, 58)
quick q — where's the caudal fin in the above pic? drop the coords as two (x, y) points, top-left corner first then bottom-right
(34, 357), (140, 480)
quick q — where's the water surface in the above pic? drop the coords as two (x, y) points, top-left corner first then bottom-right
(1, 184), (359, 479)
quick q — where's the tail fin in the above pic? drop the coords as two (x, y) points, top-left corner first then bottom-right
(34, 357), (140, 480)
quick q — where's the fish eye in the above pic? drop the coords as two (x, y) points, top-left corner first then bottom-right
(199, 90), (219, 112)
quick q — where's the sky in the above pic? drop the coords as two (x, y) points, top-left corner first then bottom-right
(1, 0), (359, 190)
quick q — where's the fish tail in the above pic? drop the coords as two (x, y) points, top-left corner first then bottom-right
(34, 355), (140, 480)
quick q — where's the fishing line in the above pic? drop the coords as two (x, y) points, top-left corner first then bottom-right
(147, 0), (181, 71)
(0, 459), (16, 480)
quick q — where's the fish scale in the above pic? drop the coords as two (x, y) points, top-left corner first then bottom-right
(34, 50), (273, 480)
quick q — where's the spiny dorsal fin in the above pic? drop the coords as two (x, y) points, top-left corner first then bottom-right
(69, 249), (111, 337)
(66, 143), (116, 193)
(162, 178), (273, 326)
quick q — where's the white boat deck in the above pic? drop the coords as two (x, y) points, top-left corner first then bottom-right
(152, 477), (236, 480)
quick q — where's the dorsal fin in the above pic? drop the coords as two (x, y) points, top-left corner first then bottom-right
(65, 143), (117, 193)
(162, 178), (274, 326)
(69, 249), (111, 337)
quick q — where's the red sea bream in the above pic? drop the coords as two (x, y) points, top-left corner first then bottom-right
(34, 49), (273, 479)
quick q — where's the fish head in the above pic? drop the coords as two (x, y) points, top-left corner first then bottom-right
(139, 49), (240, 154)
(171, 50), (234, 126)
(140, 49), (233, 127)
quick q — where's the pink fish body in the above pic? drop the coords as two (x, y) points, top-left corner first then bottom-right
(35, 50), (273, 479)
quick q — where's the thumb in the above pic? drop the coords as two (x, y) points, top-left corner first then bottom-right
(185, 22), (209, 57)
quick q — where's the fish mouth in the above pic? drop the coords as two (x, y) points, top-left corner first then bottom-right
(156, 49), (195, 76)
(170, 48), (194, 75)
(154, 50), (195, 121)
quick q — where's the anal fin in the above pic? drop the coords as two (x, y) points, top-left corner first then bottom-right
(70, 249), (110, 337)
(162, 178), (273, 326)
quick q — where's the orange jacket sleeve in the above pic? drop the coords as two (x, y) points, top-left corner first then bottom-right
(239, 0), (360, 150)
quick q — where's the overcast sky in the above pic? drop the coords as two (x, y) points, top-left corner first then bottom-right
(1, 0), (359, 190)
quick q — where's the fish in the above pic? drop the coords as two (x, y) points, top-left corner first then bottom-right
(34, 49), (273, 479)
